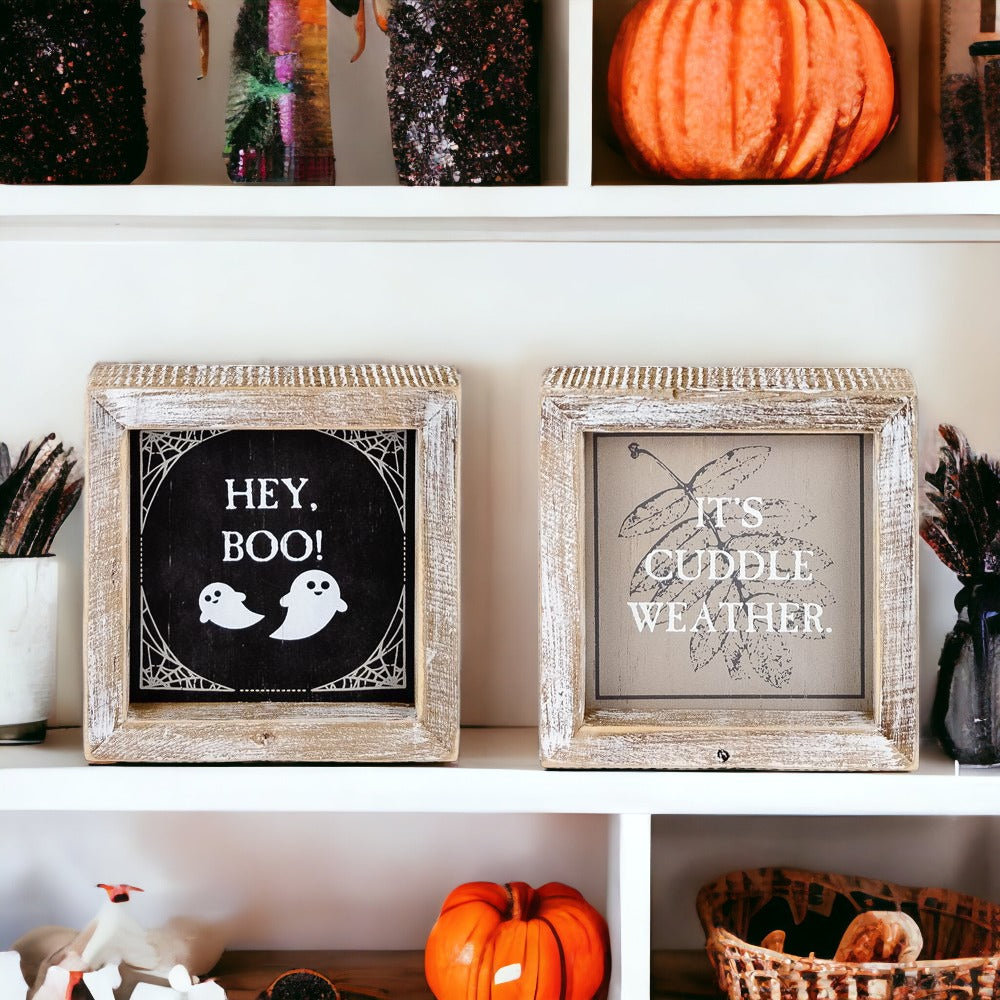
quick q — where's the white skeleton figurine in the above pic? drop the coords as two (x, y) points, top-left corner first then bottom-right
(17, 884), (226, 1000)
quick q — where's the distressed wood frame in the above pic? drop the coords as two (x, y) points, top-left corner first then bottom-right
(539, 367), (917, 771)
(85, 364), (460, 764)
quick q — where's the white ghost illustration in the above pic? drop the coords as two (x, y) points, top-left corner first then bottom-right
(270, 570), (348, 641)
(198, 583), (264, 630)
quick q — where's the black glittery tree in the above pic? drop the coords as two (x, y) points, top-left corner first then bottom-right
(385, 0), (541, 186)
(0, 0), (148, 184)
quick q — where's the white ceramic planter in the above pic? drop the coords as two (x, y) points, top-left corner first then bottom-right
(0, 556), (58, 743)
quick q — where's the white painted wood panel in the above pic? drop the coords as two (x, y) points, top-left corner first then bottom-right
(5, 729), (998, 817)
(608, 814), (652, 1000)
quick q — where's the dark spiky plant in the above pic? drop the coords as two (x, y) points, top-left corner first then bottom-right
(922, 425), (1000, 764)
(0, 435), (83, 557)
(921, 424), (1000, 583)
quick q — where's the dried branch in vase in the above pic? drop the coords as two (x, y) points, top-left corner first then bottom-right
(0, 434), (83, 558)
(922, 424), (1000, 764)
(921, 423), (1000, 579)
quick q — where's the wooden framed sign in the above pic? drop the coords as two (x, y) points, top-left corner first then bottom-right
(539, 367), (917, 771)
(85, 364), (460, 763)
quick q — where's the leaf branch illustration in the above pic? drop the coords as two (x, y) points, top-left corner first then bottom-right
(619, 442), (832, 688)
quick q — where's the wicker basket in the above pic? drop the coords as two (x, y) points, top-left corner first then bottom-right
(697, 868), (1000, 1000)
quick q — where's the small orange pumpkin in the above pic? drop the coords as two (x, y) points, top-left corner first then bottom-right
(424, 881), (611, 1000)
(608, 0), (896, 181)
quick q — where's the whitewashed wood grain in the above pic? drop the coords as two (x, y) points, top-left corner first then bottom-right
(539, 366), (918, 771)
(85, 364), (460, 764)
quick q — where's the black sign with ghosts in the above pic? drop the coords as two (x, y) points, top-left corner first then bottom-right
(128, 428), (415, 704)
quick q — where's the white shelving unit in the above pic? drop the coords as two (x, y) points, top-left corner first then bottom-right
(4, 0), (1000, 243)
(1, 730), (998, 999)
(3, 1), (1000, 997)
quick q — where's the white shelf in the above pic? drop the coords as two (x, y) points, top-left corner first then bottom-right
(4, 182), (1000, 220)
(0, 727), (993, 816)
(5, 183), (1000, 243)
(2, 182), (999, 221)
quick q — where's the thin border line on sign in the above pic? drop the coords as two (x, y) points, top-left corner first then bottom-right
(592, 432), (867, 704)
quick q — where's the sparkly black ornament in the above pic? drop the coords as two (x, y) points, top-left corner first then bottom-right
(386, 0), (541, 185)
(0, 0), (148, 184)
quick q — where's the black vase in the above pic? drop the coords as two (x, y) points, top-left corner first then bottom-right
(0, 0), (148, 183)
(932, 576), (1000, 765)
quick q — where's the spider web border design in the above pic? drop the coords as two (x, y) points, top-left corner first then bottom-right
(317, 430), (407, 528)
(139, 587), (234, 692)
(136, 428), (409, 695)
(140, 430), (227, 532)
(312, 588), (407, 691)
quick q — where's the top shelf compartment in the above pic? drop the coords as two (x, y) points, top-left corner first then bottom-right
(590, 0), (920, 186)
(3, 0), (1000, 232)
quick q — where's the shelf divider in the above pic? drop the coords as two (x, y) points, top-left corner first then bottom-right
(608, 813), (652, 1000)
(566, 0), (595, 188)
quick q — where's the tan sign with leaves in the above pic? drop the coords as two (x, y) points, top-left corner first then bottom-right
(587, 433), (871, 710)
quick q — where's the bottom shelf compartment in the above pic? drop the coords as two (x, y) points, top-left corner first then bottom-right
(651, 951), (716, 1000)
(1, 811), (626, 995)
(212, 950), (719, 999)
(211, 950), (718, 999)
(211, 951), (429, 999)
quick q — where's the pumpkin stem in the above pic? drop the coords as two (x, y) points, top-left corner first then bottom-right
(505, 882), (536, 922)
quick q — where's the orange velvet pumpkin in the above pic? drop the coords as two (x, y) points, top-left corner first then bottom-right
(424, 881), (611, 1000)
(608, 0), (896, 181)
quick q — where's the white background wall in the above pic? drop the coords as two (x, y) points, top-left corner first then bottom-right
(0, 810), (610, 950)
(2, 237), (993, 948)
(0, 238), (991, 730)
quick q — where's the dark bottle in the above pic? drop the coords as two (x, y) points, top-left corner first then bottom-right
(933, 577), (1000, 765)
(0, 0), (148, 184)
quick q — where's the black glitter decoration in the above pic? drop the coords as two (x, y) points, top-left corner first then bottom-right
(985, 57), (1000, 178)
(942, 73), (986, 181)
(0, 0), (148, 184)
(386, 0), (541, 186)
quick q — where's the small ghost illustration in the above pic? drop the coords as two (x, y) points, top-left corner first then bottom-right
(270, 570), (347, 641)
(198, 583), (264, 630)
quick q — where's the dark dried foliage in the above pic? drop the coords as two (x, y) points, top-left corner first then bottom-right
(0, 434), (83, 557)
(922, 424), (1000, 577)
